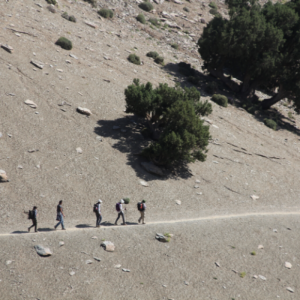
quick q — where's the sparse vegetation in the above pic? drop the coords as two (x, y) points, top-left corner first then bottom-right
(211, 94), (228, 107)
(164, 233), (171, 238)
(149, 18), (160, 27)
(123, 198), (130, 204)
(98, 8), (113, 18)
(154, 56), (164, 65)
(183, 6), (190, 12)
(240, 272), (246, 278)
(46, 0), (57, 5)
(136, 13), (146, 24)
(55, 37), (72, 50)
(139, 2), (153, 12)
(124, 79), (212, 166)
(205, 81), (218, 94)
(264, 118), (277, 130)
(209, 2), (217, 9)
(209, 8), (220, 16)
(83, 0), (97, 7)
(127, 54), (141, 65)
(288, 111), (295, 119)
(251, 251), (256, 256)
(61, 12), (77, 23)
(146, 51), (159, 59)
(171, 43), (179, 50)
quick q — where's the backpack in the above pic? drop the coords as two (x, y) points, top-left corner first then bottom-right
(28, 210), (34, 220)
(116, 203), (120, 212)
(137, 202), (144, 211)
(93, 203), (98, 213)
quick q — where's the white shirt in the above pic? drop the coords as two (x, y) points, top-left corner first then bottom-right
(97, 203), (101, 213)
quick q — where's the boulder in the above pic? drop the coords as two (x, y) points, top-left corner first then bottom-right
(0, 170), (8, 182)
(141, 162), (163, 176)
(77, 107), (92, 116)
(101, 241), (115, 252)
(34, 245), (52, 256)
(200, 18), (206, 24)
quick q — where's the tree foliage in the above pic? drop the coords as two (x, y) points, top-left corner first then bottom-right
(124, 79), (212, 166)
(198, 0), (300, 109)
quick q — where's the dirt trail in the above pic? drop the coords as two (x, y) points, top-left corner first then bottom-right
(1, 210), (299, 237)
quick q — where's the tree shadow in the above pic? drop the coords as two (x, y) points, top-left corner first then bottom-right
(94, 117), (194, 181)
(75, 224), (94, 229)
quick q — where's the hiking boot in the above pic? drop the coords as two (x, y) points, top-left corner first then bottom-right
(114, 222), (117, 225)
(142, 223), (146, 225)
(121, 223), (127, 226)
(138, 219), (140, 223)
(62, 228), (66, 230)
(28, 227), (30, 232)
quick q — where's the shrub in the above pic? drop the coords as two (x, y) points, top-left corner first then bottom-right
(149, 18), (160, 27)
(205, 81), (218, 94)
(68, 15), (76, 22)
(55, 37), (72, 50)
(240, 272), (246, 278)
(146, 51), (159, 59)
(46, 0), (57, 5)
(62, 12), (69, 20)
(171, 43), (178, 50)
(123, 198), (130, 204)
(154, 56), (164, 65)
(128, 54), (141, 65)
(83, 0), (97, 7)
(251, 251), (256, 256)
(209, 1), (217, 8)
(183, 7), (189, 12)
(264, 118), (277, 130)
(136, 14), (146, 24)
(211, 94), (228, 107)
(139, 2), (153, 12)
(98, 8), (113, 18)
(209, 8), (219, 16)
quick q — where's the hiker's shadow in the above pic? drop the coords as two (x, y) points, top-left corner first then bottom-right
(94, 117), (193, 180)
(75, 224), (94, 229)
(11, 230), (27, 234)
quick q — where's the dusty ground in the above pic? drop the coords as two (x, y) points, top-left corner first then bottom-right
(1, 0), (300, 299)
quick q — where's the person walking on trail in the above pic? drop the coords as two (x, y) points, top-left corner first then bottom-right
(115, 199), (126, 225)
(28, 206), (38, 232)
(54, 200), (66, 230)
(137, 200), (146, 224)
(94, 199), (102, 228)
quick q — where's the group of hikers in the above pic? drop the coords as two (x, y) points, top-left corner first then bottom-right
(27, 199), (147, 233)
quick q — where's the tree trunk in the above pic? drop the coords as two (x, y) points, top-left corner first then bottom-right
(261, 85), (288, 110)
(207, 66), (240, 92)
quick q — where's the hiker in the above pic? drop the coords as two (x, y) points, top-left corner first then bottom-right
(115, 199), (126, 225)
(94, 199), (102, 228)
(54, 200), (66, 230)
(137, 200), (146, 224)
(28, 206), (38, 232)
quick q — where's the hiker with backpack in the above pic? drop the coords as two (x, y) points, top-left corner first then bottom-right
(93, 199), (102, 228)
(115, 199), (126, 225)
(28, 206), (38, 232)
(137, 200), (146, 224)
(54, 200), (66, 230)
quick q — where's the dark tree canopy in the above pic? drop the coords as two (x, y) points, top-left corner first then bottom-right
(198, 0), (300, 109)
(124, 79), (212, 166)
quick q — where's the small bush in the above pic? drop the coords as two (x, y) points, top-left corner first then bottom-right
(154, 56), (164, 65)
(164, 233), (171, 238)
(183, 6), (190, 12)
(240, 272), (246, 278)
(288, 111), (295, 119)
(46, 0), (57, 5)
(205, 81), (218, 94)
(136, 14), (146, 24)
(171, 43), (179, 50)
(68, 15), (76, 22)
(211, 94), (228, 107)
(62, 12), (69, 20)
(139, 2), (153, 12)
(128, 54), (141, 65)
(98, 8), (113, 18)
(209, 8), (219, 15)
(149, 18), (160, 27)
(264, 118), (277, 130)
(147, 51), (159, 59)
(55, 37), (72, 50)
(251, 251), (256, 256)
(123, 198), (130, 204)
(209, 1), (217, 8)
(83, 0), (97, 7)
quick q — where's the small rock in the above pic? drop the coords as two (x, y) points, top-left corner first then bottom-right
(259, 275), (266, 281)
(84, 21), (98, 28)
(273, 229), (278, 233)
(94, 257), (101, 262)
(6, 260), (12, 265)
(200, 18), (206, 24)
(285, 262), (292, 269)
(141, 162), (163, 176)
(91, 236), (98, 239)
(215, 262), (220, 267)
(194, 185), (200, 189)
(184, 281), (189, 286)
(77, 107), (92, 116)
(30, 59), (44, 69)
(24, 99), (37, 109)
(59, 241), (64, 247)
(28, 149), (39, 153)
(69, 271), (75, 276)
(258, 245), (264, 249)
(0, 170), (9, 182)
(155, 233), (170, 243)
(195, 179), (200, 183)
(69, 53), (78, 59)
(175, 200), (181, 205)
(85, 260), (93, 264)
(56, 69), (63, 73)
(162, 284), (167, 287)
(114, 264), (121, 269)
(139, 180), (149, 187)
(101, 241), (115, 252)
(47, 4), (56, 13)
(76, 147), (83, 154)
(251, 195), (259, 200)
(0, 133), (2, 138)
(34, 245), (52, 256)
(122, 268), (130, 272)
(1, 44), (14, 53)
(253, 275), (258, 279)
(286, 287), (294, 293)
(17, 165), (23, 169)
